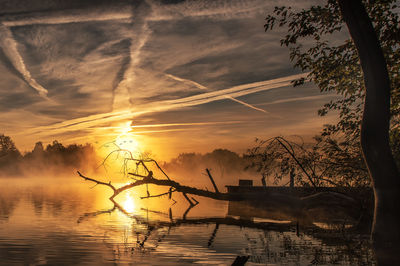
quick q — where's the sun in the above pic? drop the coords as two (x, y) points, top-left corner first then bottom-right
(119, 121), (133, 135)
(115, 121), (141, 154)
(121, 193), (136, 213)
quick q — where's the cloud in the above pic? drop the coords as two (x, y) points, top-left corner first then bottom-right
(0, 0), (337, 155)
(0, 0), (132, 26)
(9, 20), (140, 116)
(0, 24), (49, 98)
(153, 73), (308, 107)
(165, 73), (208, 90)
(149, 0), (318, 22)
(82, 120), (249, 137)
(110, 1), (154, 111)
(16, 73), (308, 139)
(260, 94), (340, 107)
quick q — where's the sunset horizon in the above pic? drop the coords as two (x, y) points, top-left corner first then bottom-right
(0, 0), (339, 161)
(1, 0), (398, 265)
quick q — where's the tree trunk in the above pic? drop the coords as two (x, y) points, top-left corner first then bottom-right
(337, 0), (400, 264)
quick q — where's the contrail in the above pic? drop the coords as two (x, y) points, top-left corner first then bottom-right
(226, 96), (268, 113)
(17, 72), (309, 138)
(0, 24), (49, 98)
(165, 72), (270, 113)
(2, 12), (131, 27)
(261, 94), (337, 106)
(1, 0), (269, 27)
(111, 40), (131, 109)
(112, 0), (153, 111)
(165, 73), (209, 90)
(87, 120), (247, 130)
(148, 0), (274, 21)
(160, 73), (308, 106)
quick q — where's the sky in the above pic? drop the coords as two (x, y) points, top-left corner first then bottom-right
(0, 0), (341, 160)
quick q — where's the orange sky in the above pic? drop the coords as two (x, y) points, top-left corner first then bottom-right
(0, 0), (341, 161)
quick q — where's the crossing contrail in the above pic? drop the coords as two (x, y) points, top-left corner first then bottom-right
(165, 72), (270, 114)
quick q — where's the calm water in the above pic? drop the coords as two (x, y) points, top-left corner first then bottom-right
(0, 177), (375, 265)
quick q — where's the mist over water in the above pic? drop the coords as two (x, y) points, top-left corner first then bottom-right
(0, 135), (375, 265)
(0, 176), (375, 265)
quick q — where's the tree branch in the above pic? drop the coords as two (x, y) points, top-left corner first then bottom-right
(275, 137), (317, 187)
(140, 189), (176, 199)
(205, 168), (220, 193)
(78, 171), (243, 202)
(77, 171), (117, 195)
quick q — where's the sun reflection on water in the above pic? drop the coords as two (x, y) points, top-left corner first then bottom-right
(121, 193), (136, 213)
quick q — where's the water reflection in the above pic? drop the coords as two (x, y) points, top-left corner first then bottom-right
(0, 188), (20, 221)
(121, 192), (137, 213)
(0, 177), (376, 265)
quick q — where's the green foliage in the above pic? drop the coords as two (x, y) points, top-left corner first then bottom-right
(264, 0), (400, 139)
(251, 0), (400, 186)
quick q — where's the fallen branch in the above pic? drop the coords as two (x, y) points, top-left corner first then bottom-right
(77, 170), (365, 226)
(78, 171), (243, 201)
(140, 189), (176, 200)
(78, 171), (117, 194)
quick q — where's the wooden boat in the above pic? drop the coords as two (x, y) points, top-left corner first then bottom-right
(225, 179), (373, 225)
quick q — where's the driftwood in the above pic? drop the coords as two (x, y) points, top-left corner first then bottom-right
(77, 153), (369, 229)
(77, 170), (239, 202)
(78, 166), (366, 228)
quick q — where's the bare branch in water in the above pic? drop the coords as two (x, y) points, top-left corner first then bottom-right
(140, 189), (176, 200)
(77, 170), (242, 202)
(78, 171), (116, 194)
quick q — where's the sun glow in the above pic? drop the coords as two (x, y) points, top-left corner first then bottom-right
(122, 193), (136, 213)
(115, 121), (141, 155)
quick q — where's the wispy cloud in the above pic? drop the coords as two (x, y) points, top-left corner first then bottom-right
(153, 73), (308, 108)
(165, 73), (208, 91)
(0, 24), (49, 98)
(0, 0), (331, 154)
(112, 1), (153, 111)
(83, 120), (248, 136)
(0, 0), (292, 27)
(3, 14), (131, 27)
(261, 94), (339, 106)
(16, 73), (308, 138)
(95, 120), (247, 130)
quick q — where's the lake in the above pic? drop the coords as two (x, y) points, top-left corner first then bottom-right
(0, 177), (375, 265)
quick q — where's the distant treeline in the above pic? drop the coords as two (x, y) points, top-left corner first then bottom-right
(0, 134), (97, 177)
(162, 149), (258, 187)
(0, 133), (257, 183)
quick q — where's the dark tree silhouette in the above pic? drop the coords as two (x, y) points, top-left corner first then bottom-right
(264, 0), (400, 263)
(338, 1), (400, 263)
(0, 134), (21, 175)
